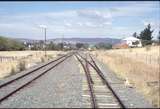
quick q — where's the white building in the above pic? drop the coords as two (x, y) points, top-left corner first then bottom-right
(122, 37), (142, 47)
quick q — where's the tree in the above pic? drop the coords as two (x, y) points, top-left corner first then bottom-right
(158, 30), (160, 41)
(54, 43), (63, 50)
(83, 43), (89, 49)
(0, 36), (25, 51)
(132, 32), (138, 38)
(158, 30), (160, 44)
(139, 24), (154, 46)
(95, 42), (112, 50)
(47, 41), (56, 50)
(76, 43), (84, 49)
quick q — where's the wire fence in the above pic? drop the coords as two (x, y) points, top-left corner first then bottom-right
(117, 52), (159, 67)
(0, 56), (28, 62)
(107, 43), (160, 67)
(0, 53), (37, 63)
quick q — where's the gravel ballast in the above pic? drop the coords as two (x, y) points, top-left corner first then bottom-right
(0, 52), (153, 108)
(0, 56), (82, 108)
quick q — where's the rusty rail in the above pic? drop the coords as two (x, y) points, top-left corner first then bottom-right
(75, 55), (98, 108)
(0, 53), (73, 103)
(77, 52), (126, 108)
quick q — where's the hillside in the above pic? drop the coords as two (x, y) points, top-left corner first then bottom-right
(15, 38), (121, 45)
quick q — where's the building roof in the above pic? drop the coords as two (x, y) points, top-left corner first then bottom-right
(122, 37), (140, 41)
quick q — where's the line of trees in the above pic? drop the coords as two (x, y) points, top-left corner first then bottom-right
(0, 36), (25, 51)
(74, 42), (112, 50)
(29, 42), (66, 51)
(0, 35), (113, 51)
(94, 42), (112, 50)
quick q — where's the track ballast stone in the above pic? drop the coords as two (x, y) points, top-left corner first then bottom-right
(0, 56), (82, 108)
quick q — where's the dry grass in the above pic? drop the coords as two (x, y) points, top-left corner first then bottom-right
(0, 51), (65, 79)
(0, 61), (18, 78)
(91, 46), (160, 107)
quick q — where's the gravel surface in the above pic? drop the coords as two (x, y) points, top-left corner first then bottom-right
(0, 55), (82, 108)
(0, 56), (66, 100)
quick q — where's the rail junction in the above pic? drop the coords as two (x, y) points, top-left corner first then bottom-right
(0, 51), (153, 108)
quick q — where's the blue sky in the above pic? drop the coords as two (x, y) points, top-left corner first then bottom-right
(0, 1), (159, 39)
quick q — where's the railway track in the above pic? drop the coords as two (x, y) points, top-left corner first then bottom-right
(0, 52), (73, 104)
(75, 53), (125, 108)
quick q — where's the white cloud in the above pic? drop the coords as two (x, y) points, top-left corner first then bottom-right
(75, 9), (113, 28)
(103, 22), (112, 25)
(84, 22), (96, 27)
(109, 2), (158, 17)
(142, 20), (155, 26)
(64, 22), (72, 27)
(76, 9), (112, 22)
(77, 22), (83, 26)
(0, 2), (159, 39)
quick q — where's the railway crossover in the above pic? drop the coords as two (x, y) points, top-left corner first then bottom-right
(75, 53), (126, 108)
(0, 51), (153, 108)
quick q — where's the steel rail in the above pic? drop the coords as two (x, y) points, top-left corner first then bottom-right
(0, 53), (69, 89)
(85, 57), (98, 108)
(0, 54), (72, 103)
(75, 55), (97, 108)
(89, 54), (126, 108)
(77, 52), (126, 108)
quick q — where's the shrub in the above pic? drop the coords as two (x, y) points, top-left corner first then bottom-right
(95, 43), (112, 50)
(10, 66), (16, 75)
(47, 55), (53, 60)
(18, 60), (26, 71)
(129, 48), (132, 52)
(41, 57), (45, 63)
(145, 46), (151, 51)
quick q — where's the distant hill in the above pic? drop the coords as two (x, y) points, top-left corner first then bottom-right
(49, 38), (121, 44)
(0, 36), (25, 50)
(15, 38), (121, 45)
(14, 38), (40, 43)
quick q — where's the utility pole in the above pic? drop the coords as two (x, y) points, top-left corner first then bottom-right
(39, 25), (47, 57)
(62, 34), (64, 51)
(44, 28), (47, 57)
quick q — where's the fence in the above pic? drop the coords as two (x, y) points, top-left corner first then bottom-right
(106, 45), (160, 68)
(119, 52), (159, 67)
(0, 55), (31, 63)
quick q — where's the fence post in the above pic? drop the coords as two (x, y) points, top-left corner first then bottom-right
(146, 55), (147, 64)
(150, 55), (151, 64)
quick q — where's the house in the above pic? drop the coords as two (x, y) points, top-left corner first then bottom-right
(112, 43), (129, 49)
(88, 44), (96, 51)
(122, 37), (142, 48)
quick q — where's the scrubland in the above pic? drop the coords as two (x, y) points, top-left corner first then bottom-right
(91, 46), (160, 107)
(0, 51), (66, 79)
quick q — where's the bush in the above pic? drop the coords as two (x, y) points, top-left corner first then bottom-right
(10, 66), (16, 75)
(41, 57), (45, 63)
(47, 55), (53, 60)
(129, 48), (132, 52)
(18, 60), (26, 71)
(145, 46), (151, 51)
(95, 43), (112, 50)
(141, 40), (152, 46)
